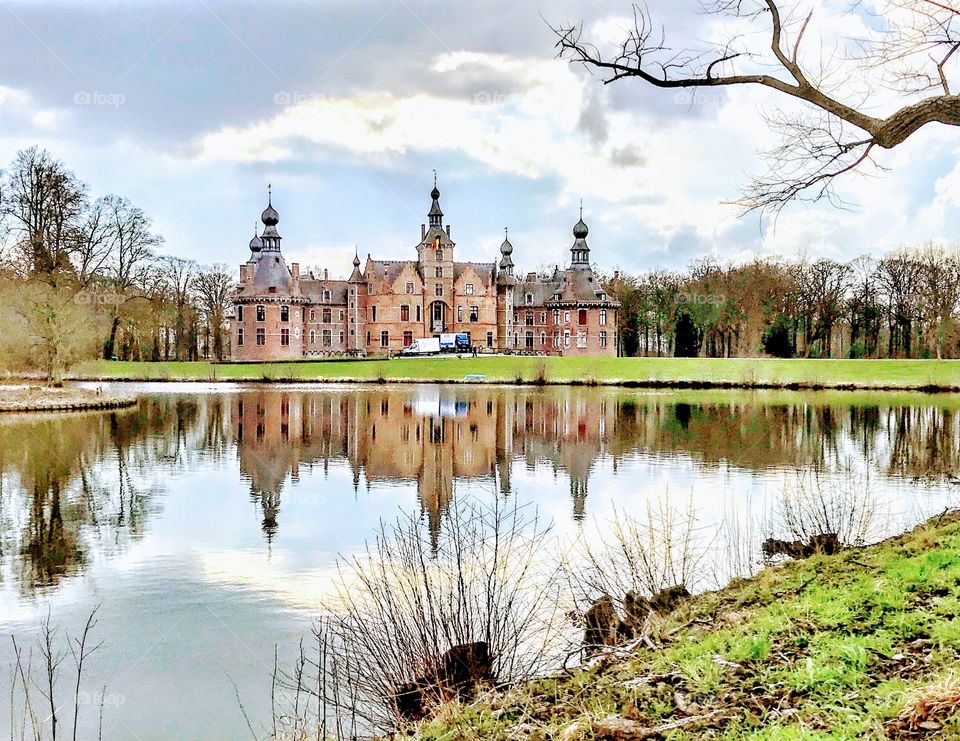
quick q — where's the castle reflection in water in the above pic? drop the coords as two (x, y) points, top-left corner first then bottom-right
(230, 385), (960, 544)
(232, 386), (614, 541)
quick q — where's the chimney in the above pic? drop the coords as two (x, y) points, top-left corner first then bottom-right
(291, 263), (299, 280)
(323, 268), (328, 280)
(446, 225), (451, 238)
(527, 272), (537, 282)
(421, 224), (426, 239)
(239, 264), (247, 283)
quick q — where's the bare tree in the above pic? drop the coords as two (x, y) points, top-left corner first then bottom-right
(554, 1), (960, 212)
(100, 195), (163, 359)
(194, 264), (235, 361)
(157, 256), (197, 361)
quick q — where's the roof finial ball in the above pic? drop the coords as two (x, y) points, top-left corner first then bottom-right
(573, 200), (589, 239)
(261, 184), (279, 226)
(431, 169), (440, 200)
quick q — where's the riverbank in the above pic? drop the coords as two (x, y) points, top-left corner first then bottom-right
(67, 357), (960, 391)
(0, 384), (136, 412)
(415, 512), (960, 740)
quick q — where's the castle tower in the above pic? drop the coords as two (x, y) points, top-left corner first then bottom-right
(417, 176), (455, 335)
(496, 228), (517, 350)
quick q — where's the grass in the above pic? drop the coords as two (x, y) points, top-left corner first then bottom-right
(413, 512), (960, 740)
(66, 357), (960, 390)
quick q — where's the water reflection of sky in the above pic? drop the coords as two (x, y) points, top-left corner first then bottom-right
(0, 384), (958, 740)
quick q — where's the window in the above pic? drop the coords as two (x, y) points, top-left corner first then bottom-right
(322, 329), (332, 347)
(563, 330), (570, 348)
(513, 312), (519, 323)
(372, 305), (377, 321)
(416, 305), (422, 322)
(323, 290), (331, 302)
(577, 330), (587, 348)
(257, 328), (266, 346)
(579, 309), (588, 325)
(525, 331), (535, 350)
(281, 328), (290, 346)
(540, 331), (546, 345)
(599, 309), (607, 326)
(338, 331), (344, 344)
(525, 312), (534, 326)
(553, 331), (560, 348)
(470, 306), (479, 322)
(465, 283), (474, 295)
(553, 309), (560, 325)
(457, 306), (464, 322)
(540, 312), (546, 324)
(366, 331), (371, 345)
(435, 284), (443, 297)
(436, 249), (443, 261)
(281, 305), (289, 322)
(322, 308), (331, 323)
(339, 310), (344, 321)
(237, 328), (244, 346)
(380, 330), (389, 348)
(433, 303), (444, 322)
(406, 282), (415, 294)
(403, 331), (413, 347)
(486, 331), (494, 348)
(256, 305), (265, 322)
(600, 331), (608, 348)
(435, 266), (443, 278)
(525, 293), (533, 305)
(309, 309), (315, 321)
(309, 330), (316, 344)
(564, 311), (570, 323)
(401, 305), (410, 322)
(236, 305), (244, 322)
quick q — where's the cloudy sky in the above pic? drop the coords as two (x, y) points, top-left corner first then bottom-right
(1, 0), (958, 279)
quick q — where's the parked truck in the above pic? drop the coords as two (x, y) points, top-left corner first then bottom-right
(401, 337), (441, 356)
(439, 333), (471, 352)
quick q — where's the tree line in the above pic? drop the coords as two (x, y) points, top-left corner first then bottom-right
(0, 147), (235, 382)
(602, 247), (960, 360)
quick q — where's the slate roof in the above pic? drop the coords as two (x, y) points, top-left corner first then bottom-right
(453, 262), (496, 283)
(300, 279), (349, 304)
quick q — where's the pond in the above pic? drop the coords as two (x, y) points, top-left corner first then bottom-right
(0, 383), (957, 739)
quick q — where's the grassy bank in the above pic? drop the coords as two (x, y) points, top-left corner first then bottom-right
(415, 513), (960, 740)
(0, 384), (136, 412)
(66, 357), (960, 390)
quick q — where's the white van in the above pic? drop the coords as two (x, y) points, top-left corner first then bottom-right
(401, 337), (441, 356)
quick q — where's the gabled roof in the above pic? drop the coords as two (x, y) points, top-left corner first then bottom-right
(366, 259), (421, 286)
(300, 278), (349, 304)
(453, 262), (496, 284)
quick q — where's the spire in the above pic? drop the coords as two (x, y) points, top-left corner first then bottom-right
(571, 207), (590, 267)
(260, 186), (281, 251)
(428, 174), (443, 228)
(498, 227), (516, 285)
(350, 244), (363, 282)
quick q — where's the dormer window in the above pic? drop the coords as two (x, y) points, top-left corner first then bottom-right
(525, 293), (533, 305)
(465, 283), (475, 295)
(323, 290), (331, 302)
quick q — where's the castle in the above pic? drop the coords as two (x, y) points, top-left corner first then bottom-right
(231, 181), (619, 360)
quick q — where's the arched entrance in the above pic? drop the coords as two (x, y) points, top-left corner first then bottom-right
(429, 300), (448, 335)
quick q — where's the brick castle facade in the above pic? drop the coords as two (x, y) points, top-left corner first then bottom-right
(232, 182), (619, 360)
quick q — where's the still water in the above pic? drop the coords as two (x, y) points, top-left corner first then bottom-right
(0, 383), (958, 739)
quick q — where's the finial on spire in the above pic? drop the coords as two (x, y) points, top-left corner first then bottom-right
(579, 198), (583, 220)
(433, 169), (437, 187)
(504, 227), (508, 238)
(268, 183), (272, 205)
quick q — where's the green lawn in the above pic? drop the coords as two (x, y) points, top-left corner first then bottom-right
(416, 514), (960, 740)
(68, 357), (960, 390)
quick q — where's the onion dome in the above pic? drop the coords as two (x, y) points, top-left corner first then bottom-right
(249, 226), (263, 253)
(570, 204), (590, 267)
(573, 217), (589, 239)
(261, 183), (279, 226)
(428, 173), (443, 227)
(500, 227), (513, 256)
